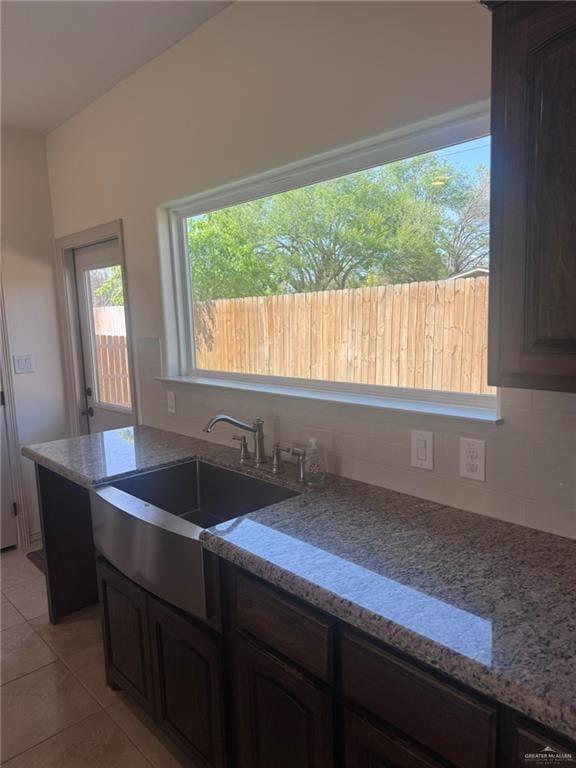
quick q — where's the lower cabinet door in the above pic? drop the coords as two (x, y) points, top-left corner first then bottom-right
(502, 717), (576, 767)
(233, 636), (333, 768)
(148, 595), (226, 768)
(96, 557), (154, 714)
(345, 710), (446, 768)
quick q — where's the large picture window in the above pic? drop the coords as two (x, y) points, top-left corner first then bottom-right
(162, 109), (496, 415)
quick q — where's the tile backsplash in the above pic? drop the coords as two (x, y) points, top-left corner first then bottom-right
(137, 338), (576, 539)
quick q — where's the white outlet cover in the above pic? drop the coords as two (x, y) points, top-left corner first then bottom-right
(411, 430), (433, 470)
(459, 437), (486, 481)
(166, 390), (176, 414)
(13, 354), (34, 374)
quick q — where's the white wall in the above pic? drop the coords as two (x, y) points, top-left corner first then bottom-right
(1, 128), (68, 539)
(45, 2), (576, 538)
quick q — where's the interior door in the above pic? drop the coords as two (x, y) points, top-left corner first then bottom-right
(74, 240), (134, 433)
(1, 372), (18, 549)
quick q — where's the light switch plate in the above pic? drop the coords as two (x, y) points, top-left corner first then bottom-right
(459, 437), (486, 481)
(411, 430), (433, 470)
(13, 354), (34, 374)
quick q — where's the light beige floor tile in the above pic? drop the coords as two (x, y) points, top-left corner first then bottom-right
(0, 552), (43, 591)
(62, 640), (105, 673)
(1, 660), (100, 762)
(1, 599), (27, 631)
(29, 604), (101, 657)
(2, 577), (49, 621)
(107, 696), (191, 768)
(1, 622), (57, 683)
(62, 642), (120, 707)
(3, 710), (152, 768)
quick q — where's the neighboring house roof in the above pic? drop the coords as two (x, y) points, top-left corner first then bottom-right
(450, 267), (490, 279)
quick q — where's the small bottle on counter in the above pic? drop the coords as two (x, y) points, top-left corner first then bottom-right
(304, 437), (325, 486)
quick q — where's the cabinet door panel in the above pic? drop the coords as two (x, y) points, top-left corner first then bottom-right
(233, 637), (332, 768)
(501, 712), (576, 767)
(148, 596), (226, 768)
(489, 2), (576, 390)
(96, 557), (153, 714)
(345, 710), (445, 768)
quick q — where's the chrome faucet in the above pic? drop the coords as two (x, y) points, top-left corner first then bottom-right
(204, 414), (267, 466)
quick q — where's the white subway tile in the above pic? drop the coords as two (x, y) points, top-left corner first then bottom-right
(148, 375), (576, 539)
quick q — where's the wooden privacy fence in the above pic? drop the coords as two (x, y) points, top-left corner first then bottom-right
(195, 276), (493, 394)
(95, 334), (131, 406)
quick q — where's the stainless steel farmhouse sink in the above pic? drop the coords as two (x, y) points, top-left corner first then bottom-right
(90, 460), (298, 618)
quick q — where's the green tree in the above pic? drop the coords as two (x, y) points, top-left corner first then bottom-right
(94, 265), (124, 305)
(188, 198), (283, 301)
(96, 151), (489, 302)
(187, 153), (482, 299)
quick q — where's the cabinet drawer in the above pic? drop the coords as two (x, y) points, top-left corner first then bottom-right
(345, 709), (446, 768)
(341, 630), (496, 768)
(231, 569), (333, 682)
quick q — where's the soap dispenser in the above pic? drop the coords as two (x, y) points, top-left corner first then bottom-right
(303, 437), (325, 486)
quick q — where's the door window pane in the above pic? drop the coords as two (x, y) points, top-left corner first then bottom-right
(88, 266), (131, 407)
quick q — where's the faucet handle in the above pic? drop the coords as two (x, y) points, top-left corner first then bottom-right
(271, 443), (290, 474)
(291, 447), (306, 482)
(232, 434), (251, 464)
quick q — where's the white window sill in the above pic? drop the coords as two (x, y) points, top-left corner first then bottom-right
(157, 374), (501, 424)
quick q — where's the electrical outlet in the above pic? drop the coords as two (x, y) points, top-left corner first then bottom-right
(411, 430), (433, 470)
(13, 354), (34, 374)
(459, 437), (486, 481)
(166, 390), (176, 414)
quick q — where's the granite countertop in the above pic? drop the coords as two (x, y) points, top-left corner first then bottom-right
(23, 426), (576, 741)
(22, 425), (207, 488)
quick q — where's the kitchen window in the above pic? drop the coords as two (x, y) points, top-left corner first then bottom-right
(163, 105), (497, 419)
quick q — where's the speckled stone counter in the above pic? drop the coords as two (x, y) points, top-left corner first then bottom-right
(23, 425), (576, 741)
(201, 478), (576, 743)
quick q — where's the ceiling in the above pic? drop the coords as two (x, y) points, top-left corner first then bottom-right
(1, 1), (231, 133)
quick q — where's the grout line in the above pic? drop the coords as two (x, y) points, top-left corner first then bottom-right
(0, 703), (102, 764)
(1, 657), (57, 689)
(105, 698), (171, 768)
(101, 711), (158, 768)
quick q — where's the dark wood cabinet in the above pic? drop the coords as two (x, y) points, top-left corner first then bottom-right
(488, 1), (576, 391)
(230, 568), (334, 682)
(500, 712), (576, 767)
(341, 630), (496, 768)
(148, 596), (227, 768)
(96, 557), (154, 714)
(96, 556), (576, 768)
(345, 710), (446, 768)
(232, 636), (333, 768)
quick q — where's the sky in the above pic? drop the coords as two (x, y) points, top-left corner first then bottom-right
(436, 136), (491, 175)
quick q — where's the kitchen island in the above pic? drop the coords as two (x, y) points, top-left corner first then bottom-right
(23, 425), (576, 764)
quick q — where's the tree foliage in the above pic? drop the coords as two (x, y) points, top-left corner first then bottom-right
(188, 153), (489, 301)
(96, 151), (490, 303)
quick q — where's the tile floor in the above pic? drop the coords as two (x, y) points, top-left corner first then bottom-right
(1, 547), (196, 767)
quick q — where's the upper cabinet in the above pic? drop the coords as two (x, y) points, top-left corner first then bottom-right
(487, 1), (576, 392)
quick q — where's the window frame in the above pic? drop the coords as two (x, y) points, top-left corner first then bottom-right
(162, 101), (497, 420)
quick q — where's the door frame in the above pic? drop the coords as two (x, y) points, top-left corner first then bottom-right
(0, 283), (29, 548)
(54, 220), (138, 436)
